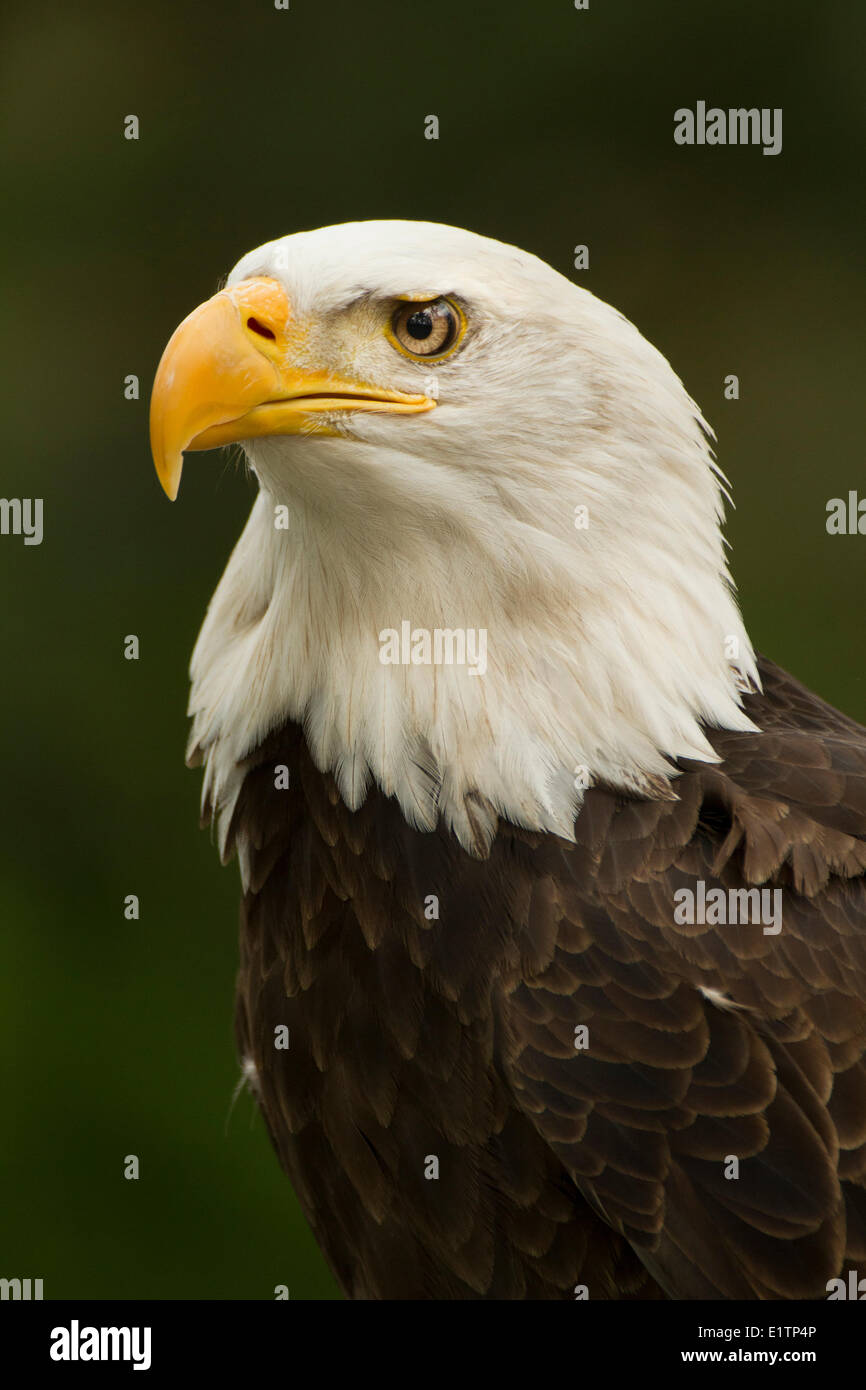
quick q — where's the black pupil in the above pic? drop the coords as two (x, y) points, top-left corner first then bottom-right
(406, 309), (434, 339)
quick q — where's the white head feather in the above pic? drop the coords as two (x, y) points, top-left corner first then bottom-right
(186, 220), (759, 863)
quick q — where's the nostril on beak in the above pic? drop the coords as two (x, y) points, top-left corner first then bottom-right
(246, 316), (276, 340)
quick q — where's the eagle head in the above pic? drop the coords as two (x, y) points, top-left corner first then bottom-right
(150, 220), (758, 859)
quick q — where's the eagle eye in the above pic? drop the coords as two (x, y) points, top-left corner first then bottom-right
(389, 298), (463, 359)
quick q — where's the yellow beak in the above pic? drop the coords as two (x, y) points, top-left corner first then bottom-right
(149, 277), (436, 500)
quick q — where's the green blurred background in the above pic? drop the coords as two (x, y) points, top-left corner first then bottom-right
(1, 0), (864, 1299)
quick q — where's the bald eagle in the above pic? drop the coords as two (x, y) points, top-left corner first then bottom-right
(150, 221), (866, 1300)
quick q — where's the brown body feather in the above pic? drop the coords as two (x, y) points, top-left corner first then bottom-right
(225, 657), (866, 1298)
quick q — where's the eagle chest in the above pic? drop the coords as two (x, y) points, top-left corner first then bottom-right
(229, 727), (601, 1297)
